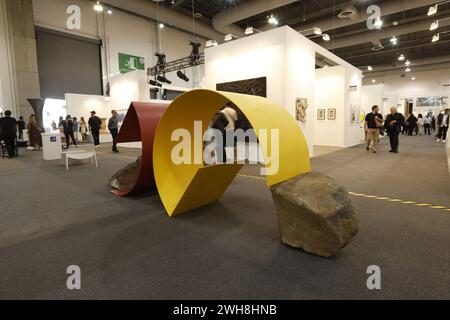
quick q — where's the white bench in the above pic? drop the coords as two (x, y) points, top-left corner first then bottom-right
(61, 149), (98, 171)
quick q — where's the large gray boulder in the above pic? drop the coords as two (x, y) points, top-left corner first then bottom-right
(271, 172), (358, 257)
(110, 156), (141, 191)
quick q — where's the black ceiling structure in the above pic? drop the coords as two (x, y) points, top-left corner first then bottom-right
(158, 0), (450, 77)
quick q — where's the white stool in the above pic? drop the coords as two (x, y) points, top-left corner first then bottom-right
(62, 149), (98, 171)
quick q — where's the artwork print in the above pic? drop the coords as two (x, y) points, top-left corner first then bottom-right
(317, 109), (326, 120)
(216, 77), (267, 97)
(328, 108), (336, 120)
(296, 98), (308, 122)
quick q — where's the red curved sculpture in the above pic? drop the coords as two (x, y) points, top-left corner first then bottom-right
(111, 102), (168, 196)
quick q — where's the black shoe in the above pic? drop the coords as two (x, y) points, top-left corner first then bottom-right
(373, 150), (377, 153)
(113, 149), (119, 153)
(366, 146), (370, 151)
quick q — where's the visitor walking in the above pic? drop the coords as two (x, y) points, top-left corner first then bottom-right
(0, 110), (18, 158)
(79, 117), (88, 142)
(108, 110), (119, 153)
(407, 113), (417, 136)
(364, 105), (383, 153)
(51, 120), (57, 132)
(384, 107), (404, 153)
(436, 108), (449, 143)
(65, 115), (77, 149)
(424, 114), (431, 135)
(27, 114), (42, 151)
(88, 111), (102, 148)
(72, 117), (80, 143)
(17, 116), (26, 140)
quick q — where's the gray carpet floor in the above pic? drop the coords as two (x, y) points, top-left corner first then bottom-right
(0, 135), (448, 299)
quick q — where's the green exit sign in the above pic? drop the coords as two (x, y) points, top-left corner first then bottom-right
(119, 53), (145, 74)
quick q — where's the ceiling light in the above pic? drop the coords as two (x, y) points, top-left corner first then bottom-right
(432, 33), (440, 42)
(268, 14), (278, 25)
(390, 36), (398, 45)
(428, 5), (438, 16)
(411, 77), (416, 80)
(224, 33), (233, 41)
(159, 23), (164, 29)
(314, 27), (322, 35)
(322, 33), (330, 41)
(405, 60), (411, 66)
(398, 54), (405, 61)
(206, 40), (215, 47)
(372, 79), (376, 83)
(405, 67), (411, 72)
(367, 66), (373, 71)
(213, 41), (218, 46)
(374, 18), (383, 29)
(107, 9), (112, 15)
(430, 20), (439, 31)
(245, 27), (254, 35)
(94, 1), (103, 12)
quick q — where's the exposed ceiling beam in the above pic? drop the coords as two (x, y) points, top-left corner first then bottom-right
(298, 0), (438, 35)
(363, 61), (450, 79)
(363, 55), (450, 76)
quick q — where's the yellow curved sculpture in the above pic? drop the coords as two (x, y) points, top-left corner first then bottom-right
(153, 89), (311, 217)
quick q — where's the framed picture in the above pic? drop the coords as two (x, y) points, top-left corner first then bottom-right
(328, 108), (336, 120)
(317, 109), (326, 120)
(296, 98), (308, 122)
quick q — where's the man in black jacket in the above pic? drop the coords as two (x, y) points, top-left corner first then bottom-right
(88, 111), (102, 147)
(384, 107), (405, 153)
(0, 110), (18, 158)
(436, 109), (449, 143)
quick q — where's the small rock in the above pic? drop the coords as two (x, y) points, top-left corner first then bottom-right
(270, 172), (358, 257)
(110, 156), (142, 191)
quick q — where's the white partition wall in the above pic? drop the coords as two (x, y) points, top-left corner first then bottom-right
(203, 27), (316, 155)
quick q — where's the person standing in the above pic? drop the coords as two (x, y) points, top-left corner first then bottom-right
(108, 110), (119, 153)
(27, 114), (42, 151)
(17, 116), (26, 140)
(0, 110), (18, 158)
(436, 108), (449, 143)
(417, 114), (424, 136)
(384, 107), (405, 153)
(364, 105), (383, 153)
(424, 114), (431, 135)
(407, 113), (417, 136)
(72, 117), (79, 143)
(65, 115), (77, 149)
(88, 111), (102, 148)
(51, 120), (57, 132)
(79, 117), (88, 142)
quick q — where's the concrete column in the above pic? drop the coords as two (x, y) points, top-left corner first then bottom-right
(2, 0), (40, 118)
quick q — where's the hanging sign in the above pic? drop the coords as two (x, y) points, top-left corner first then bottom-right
(119, 53), (145, 74)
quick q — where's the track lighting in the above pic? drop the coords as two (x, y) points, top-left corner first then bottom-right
(390, 36), (398, 45)
(398, 54), (405, 61)
(367, 66), (373, 71)
(224, 34), (233, 41)
(427, 1), (450, 16)
(405, 60), (411, 66)
(94, 1), (103, 12)
(268, 14), (278, 25)
(206, 40), (218, 47)
(314, 27), (323, 35)
(374, 18), (383, 29)
(405, 67), (411, 72)
(245, 27), (254, 35)
(322, 33), (330, 41)
(177, 70), (189, 82)
(157, 75), (171, 84)
(432, 33), (440, 42)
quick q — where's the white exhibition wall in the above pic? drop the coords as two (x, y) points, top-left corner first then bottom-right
(204, 26), (363, 154)
(203, 27), (316, 155)
(32, 0), (205, 90)
(65, 93), (111, 121)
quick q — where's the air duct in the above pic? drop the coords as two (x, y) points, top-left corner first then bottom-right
(212, 0), (298, 37)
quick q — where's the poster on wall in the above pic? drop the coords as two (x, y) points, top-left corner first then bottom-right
(295, 98), (308, 122)
(216, 77), (267, 97)
(328, 108), (336, 120)
(317, 109), (325, 120)
(119, 53), (145, 74)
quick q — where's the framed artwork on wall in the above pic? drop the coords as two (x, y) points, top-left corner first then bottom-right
(296, 98), (308, 122)
(328, 108), (336, 120)
(216, 77), (267, 97)
(317, 109), (326, 120)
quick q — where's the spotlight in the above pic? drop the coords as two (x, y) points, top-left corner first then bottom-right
(405, 67), (411, 72)
(148, 79), (162, 87)
(322, 33), (330, 41)
(411, 77), (416, 80)
(368, 66), (373, 71)
(390, 36), (398, 44)
(430, 20), (439, 31)
(428, 5), (438, 16)
(432, 33), (440, 42)
(94, 1), (103, 12)
(157, 75), (171, 84)
(268, 14), (278, 25)
(398, 54), (405, 61)
(206, 40), (215, 47)
(177, 70), (190, 82)
(372, 79), (376, 83)
(245, 27), (254, 35)
(159, 23), (165, 29)
(224, 34), (233, 41)
(405, 60), (411, 66)
(314, 27), (323, 35)
(374, 18), (383, 29)
(107, 9), (112, 15)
